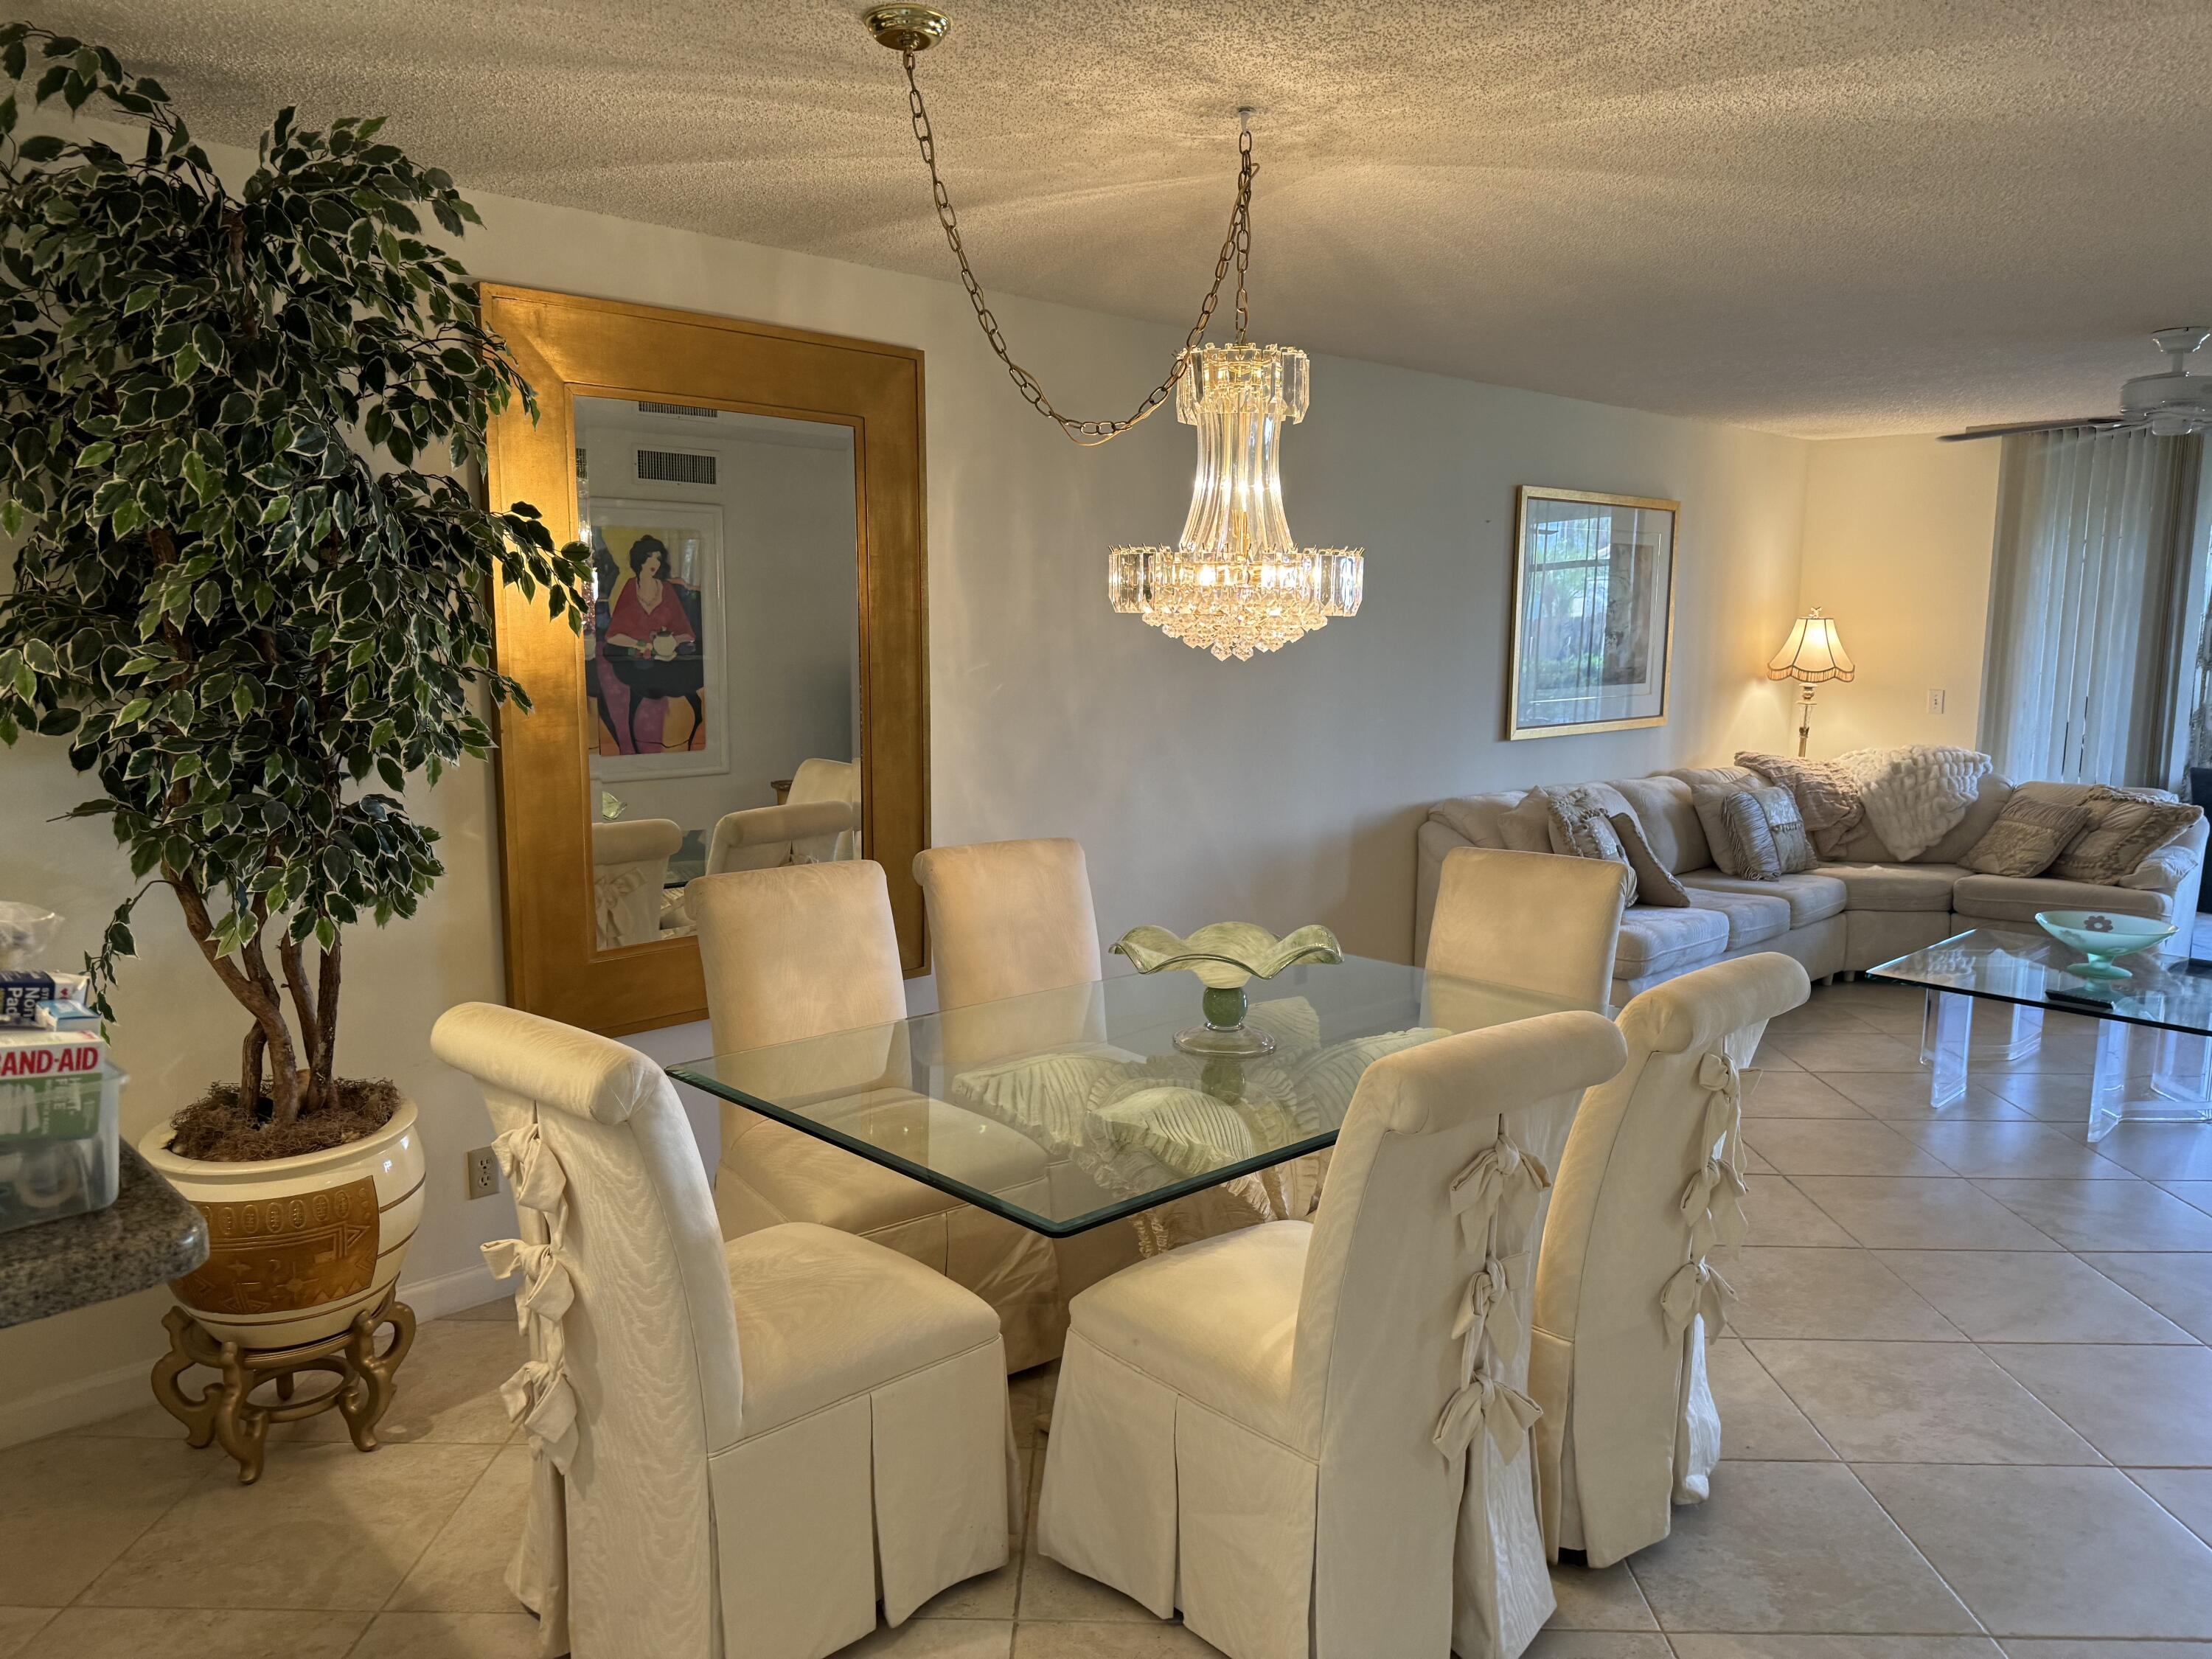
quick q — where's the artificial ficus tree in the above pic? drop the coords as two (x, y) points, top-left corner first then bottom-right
(0, 25), (589, 1138)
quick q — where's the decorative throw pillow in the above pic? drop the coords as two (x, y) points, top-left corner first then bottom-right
(1691, 784), (1809, 880)
(1610, 811), (1691, 906)
(1961, 796), (2093, 878)
(1692, 785), (1784, 880)
(1543, 796), (1639, 906)
(2051, 785), (2200, 885)
(1759, 785), (1819, 874)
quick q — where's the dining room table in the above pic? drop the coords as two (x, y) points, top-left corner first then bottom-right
(669, 953), (1582, 1238)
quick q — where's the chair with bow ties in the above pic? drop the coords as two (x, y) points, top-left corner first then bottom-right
(434, 1002), (1018, 1659)
(1528, 951), (1809, 1569)
(1035, 1010), (1627, 1659)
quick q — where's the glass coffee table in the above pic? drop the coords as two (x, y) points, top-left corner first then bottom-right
(1868, 927), (2212, 1141)
(670, 956), (1576, 1237)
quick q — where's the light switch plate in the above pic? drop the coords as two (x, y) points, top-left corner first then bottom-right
(1927, 688), (1947, 714)
(466, 1146), (499, 1200)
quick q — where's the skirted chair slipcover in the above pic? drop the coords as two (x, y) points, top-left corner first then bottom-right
(916, 836), (1145, 1326)
(590, 817), (682, 949)
(1425, 846), (1630, 1012)
(431, 1003), (1016, 1659)
(689, 859), (1065, 1370)
(1529, 951), (1810, 1568)
(1036, 1011), (1629, 1659)
(704, 757), (860, 874)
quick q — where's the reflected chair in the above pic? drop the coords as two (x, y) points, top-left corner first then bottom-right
(1530, 951), (1809, 1568)
(689, 859), (1064, 1369)
(1426, 846), (1630, 1011)
(1037, 1011), (1628, 1659)
(916, 837), (1144, 1324)
(590, 817), (683, 949)
(704, 757), (860, 874)
(432, 1003), (1016, 1659)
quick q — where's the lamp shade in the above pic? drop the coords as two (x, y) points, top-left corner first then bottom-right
(1767, 608), (1854, 683)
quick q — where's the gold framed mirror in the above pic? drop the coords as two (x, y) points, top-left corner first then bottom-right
(481, 285), (929, 1034)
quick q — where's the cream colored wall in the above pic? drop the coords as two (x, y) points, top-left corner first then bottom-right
(1792, 436), (2001, 757)
(0, 131), (1809, 1437)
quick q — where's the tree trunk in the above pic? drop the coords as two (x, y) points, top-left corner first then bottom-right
(170, 874), (300, 1124)
(279, 934), (324, 1113)
(315, 936), (341, 1097)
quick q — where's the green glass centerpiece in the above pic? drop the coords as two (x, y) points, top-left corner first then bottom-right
(1111, 922), (1343, 1057)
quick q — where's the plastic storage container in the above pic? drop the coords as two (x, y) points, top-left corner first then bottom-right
(0, 1029), (124, 1234)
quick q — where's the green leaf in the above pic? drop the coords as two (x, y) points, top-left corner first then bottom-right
(16, 132), (61, 161)
(114, 698), (150, 726)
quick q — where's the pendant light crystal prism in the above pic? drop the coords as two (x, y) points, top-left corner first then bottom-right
(869, 6), (1363, 661)
(1108, 343), (1362, 660)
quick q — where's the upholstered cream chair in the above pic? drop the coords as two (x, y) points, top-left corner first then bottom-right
(1530, 951), (1809, 1568)
(1037, 1011), (1628, 1659)
(1425, 845), (1630, 1012)
(431, 1003), (1015, 1659)
(705, 757), (860, 874)
(915, 837), (1144, 1324)
(689, 860), (1064, 1370)
(591, 817), (682, 948)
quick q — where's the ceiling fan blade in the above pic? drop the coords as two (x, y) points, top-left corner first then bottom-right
(1938, 416), (2138, 442)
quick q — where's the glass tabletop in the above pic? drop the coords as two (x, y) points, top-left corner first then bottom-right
(669, 955), (1579, 1237)
(1868, 927), (2212, 1037)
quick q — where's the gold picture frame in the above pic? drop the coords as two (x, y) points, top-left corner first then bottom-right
(480, 285), (930, 1034)
(1507, 485), (1679, 741)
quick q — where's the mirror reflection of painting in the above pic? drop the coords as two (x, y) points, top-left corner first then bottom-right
(1509, 487), (1677, 740)
(592, 526), (708, 759)
(574, 395), (863, 948)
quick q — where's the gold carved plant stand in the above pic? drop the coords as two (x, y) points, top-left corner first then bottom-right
(150, 1291), (415, 1485)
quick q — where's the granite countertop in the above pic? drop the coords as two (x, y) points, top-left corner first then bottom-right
(0, 1143), (208, 1328)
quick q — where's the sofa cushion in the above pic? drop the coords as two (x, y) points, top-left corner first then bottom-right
(1611, 811), (1691, 905)
(2049, 785), (2201, 886)
(1500, 790), (1557, 853)
(1614, 905), (1732, 979)
(1693, 785), (1796, 879)
(1547, 799), (1638, 905)
(1950, 873), (2180, 926)
(1677, 886), (1793, 949)
(1820, 862), (1967, 913)
(1680, 870), (1848, 928)
(1613, 776), (1708, 874)
(1428, 793), (1526, 852)
(1960, 796), (2093, 877)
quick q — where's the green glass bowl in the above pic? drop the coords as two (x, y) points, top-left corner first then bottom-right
(2034, 910), (2179, 981)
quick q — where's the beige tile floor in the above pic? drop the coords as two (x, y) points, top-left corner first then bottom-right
(5, 977), (2212, 1657)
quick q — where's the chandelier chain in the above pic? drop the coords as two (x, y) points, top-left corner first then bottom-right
(902, 48), (1256, 446)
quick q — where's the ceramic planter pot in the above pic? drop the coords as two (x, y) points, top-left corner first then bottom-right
(139, 1099), (424, 1350)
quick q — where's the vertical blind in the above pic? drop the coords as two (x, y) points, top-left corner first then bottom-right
(1980, 428), (2207, 788)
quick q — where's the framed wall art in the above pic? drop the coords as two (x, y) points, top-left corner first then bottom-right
(1508, 485), (1679, 740)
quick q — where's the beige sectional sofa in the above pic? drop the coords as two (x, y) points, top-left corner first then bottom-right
(1414, 766), (2208, 1004)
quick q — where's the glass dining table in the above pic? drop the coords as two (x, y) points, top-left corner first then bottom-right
(669, 956), (1578, 1237)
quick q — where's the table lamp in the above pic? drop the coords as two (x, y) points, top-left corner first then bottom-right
(1767, 606), (1854, 757)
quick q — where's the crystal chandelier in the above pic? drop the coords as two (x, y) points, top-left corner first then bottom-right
(1108, 343), (1362, 659)
(867, 5), (1364, 661)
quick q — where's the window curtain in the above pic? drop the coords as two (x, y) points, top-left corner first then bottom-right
(1980, 428), (2208, 788)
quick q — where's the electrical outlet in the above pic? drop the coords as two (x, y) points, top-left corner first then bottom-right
(1927, 687), (1947, 715)
(466, 1146), (499, 1200)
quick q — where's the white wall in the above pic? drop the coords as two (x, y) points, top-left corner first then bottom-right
(0, 136), (1811, 1439)
(1794, 436), (2002, 757)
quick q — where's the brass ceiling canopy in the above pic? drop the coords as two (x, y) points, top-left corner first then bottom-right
(864, 5), (950, 53)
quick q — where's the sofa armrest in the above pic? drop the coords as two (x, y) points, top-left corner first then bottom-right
(2118, 815), (2208, 894)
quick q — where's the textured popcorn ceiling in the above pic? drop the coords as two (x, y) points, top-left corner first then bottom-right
(41, 0), (2212, 437)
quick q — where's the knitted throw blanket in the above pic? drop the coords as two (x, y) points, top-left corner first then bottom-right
(1739, 745), (1992, 861)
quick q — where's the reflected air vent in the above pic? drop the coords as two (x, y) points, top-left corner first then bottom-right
(638, 401), (719, 419)
(637, 449), (716, 485)
(574, 447), (586, 481)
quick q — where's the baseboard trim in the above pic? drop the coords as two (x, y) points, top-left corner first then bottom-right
(0, 1260), (512, 1449)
